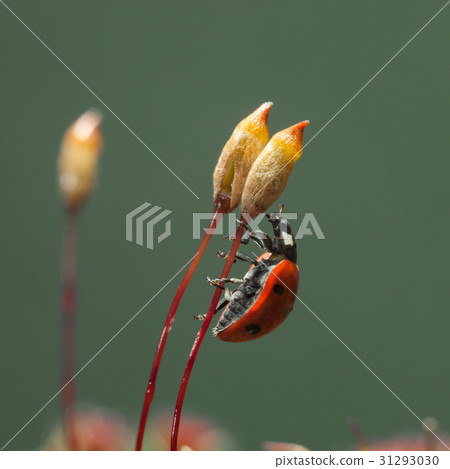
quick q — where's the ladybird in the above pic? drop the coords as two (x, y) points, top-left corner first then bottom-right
(200, 206), (299, 342)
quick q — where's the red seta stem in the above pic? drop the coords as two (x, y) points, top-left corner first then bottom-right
(60, 211), (79, 450)
(135, 195), (230, 451)
(170, 217), (246, 450)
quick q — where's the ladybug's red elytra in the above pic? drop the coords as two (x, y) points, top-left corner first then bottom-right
(199, 206), (299, 343)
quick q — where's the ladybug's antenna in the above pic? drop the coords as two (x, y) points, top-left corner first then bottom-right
(347, 419), (370, 451)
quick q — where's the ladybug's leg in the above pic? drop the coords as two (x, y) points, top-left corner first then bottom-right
(207, 278), (225, 290)
(207, 276), (243, 288)
(227, 229), (272, 251)
(247, 230), (272, 251)
(217, 250), (257, 265)
(235, 251), (258, 264)
(237, 221), (273, 251)
(225, 230), (251, 244)
(224, 288), (233, 301)
(194, 297), (229, 321)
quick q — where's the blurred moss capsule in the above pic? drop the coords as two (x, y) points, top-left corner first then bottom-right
(146, 412), (235, 451)
(42, 409), (132, 451)
(241, 120), (309, 218)
(58, 110), (103, 212)
(213, 102), (272, 212)
(263, 441), (309, 451)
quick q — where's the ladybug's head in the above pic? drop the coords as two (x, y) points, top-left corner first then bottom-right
(265, 209), (297, 263)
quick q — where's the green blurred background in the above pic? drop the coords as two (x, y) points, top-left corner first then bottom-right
(1, 0), (448, 451)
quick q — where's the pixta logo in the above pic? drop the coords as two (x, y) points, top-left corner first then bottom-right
(192, 212), (325, 240)
(126, 203), (172, 250)
(126, 205), (325, 251)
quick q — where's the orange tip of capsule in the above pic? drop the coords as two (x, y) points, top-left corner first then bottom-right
(270, 120), (309, 164)
(237, 101), (273, 139)
(66, 109), (103, 149)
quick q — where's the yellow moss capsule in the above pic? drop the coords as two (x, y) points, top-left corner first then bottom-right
(58, 110), (103, 212)
(213, 102), (272, 212)
(241, 120), (309, 218)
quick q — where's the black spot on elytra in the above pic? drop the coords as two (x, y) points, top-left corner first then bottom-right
(273, 284), (284, 295)
(245, 324), (261, 335)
